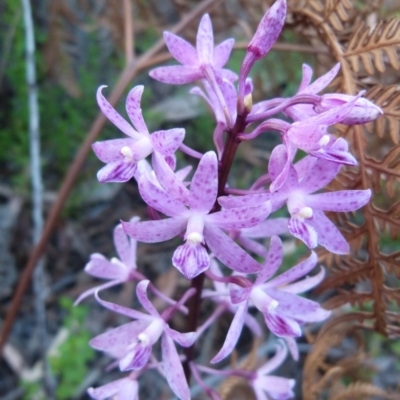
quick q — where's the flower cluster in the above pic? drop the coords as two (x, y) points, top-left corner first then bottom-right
(79, 0), (381, 398)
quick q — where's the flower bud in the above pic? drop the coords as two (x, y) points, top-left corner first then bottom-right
(314, 94), (383, 125)
(247, 0), (287, 59)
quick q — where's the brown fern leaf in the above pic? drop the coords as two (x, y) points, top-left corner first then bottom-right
(323, 290), (373, 310)
(363, 150), (400, 199)
(365, 85), (400, 145)
(303, 314), (368, 400)
(288, 0), (353, 32)
(329, 382), (398, 400)
(344, 18), (400, 74)
(308, 0), (352, 31)
(317, 258), (371, 292)
(381, 251), (400, 278)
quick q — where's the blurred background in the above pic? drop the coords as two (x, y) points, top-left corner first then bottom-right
(1, 0), (399, 399)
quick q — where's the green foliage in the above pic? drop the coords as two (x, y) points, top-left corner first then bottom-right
(49, 297), (95, 400)
(0, 1), (116, 192)
(22, 297), (95, 400)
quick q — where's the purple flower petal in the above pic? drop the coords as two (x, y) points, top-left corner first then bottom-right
(207, 203), (271, 230)
(287, 124), (326, 153)
(125, 85), (149, 134)
(149, 65), (202, 84)
(282, 267), (325, 294)
(119, 341), (152, 371)
(92, 138), (132, 163)
(89, 320), (151, 357)
(288, 217), (318, 249)
(254, 376), (295, 400)
(204, 223), (261, 274)
(152, 153), (190, 204)
(88, 377), (138, 400)
(306, 189), (371, 212)
(266, 288), (330, 323)
(213, 38), (234, 68)
(96, 86), (140, 139)
(165, 326), (197, 347)
(297, 157), (342, 193)
(189, 151), (218, 213)
(75, 279), (124, 305)
(257, 342), (288, 375)
(218, 193), (271, 209)
(122, 217), (187, 243)
(95, 292), (152, 321)
(84, 254), (128, 280)
(264, 312), (302, 337)
(172, 242), (210, 280)
(302, 63), (340, 94)
(196, 14), (214, 64)
(270, 143), (296, 193)
(136, 280), (160, 317)
(285, 336), (299, 361)
(266, 251), (317, 289)
(97, 160), (137, 183)
(220, 68), (238, 82)
(164, 31), (198, 65)
(256, 236), (283, 285)
(162, 334), (190, 400)
(113, 222), (137, 267)
(138, 174), (188, 217)
(150, 128), (185, 156)
(211, 302), (248, 363)
(268, 144), (287, 182)
(240, 218), (289, 238)
(307, 209), (349, 254)
(298, 64), (313, 92)
(230, 284), (252, 304)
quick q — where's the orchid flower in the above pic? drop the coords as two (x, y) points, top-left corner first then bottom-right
(211, 236), (329, 363)
(149, 14), (237, 85)
(75, 217), (140, 305)
(122, 151), (271, 279)
(90, 280), (196, 400)
(92, 85), (185, 182)
(219, 139), (371, 253)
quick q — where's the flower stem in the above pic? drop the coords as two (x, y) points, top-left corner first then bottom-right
(183, 271), (206, 380)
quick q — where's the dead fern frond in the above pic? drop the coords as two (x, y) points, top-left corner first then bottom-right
(303, 314), (368, 400)
(366, 85), (400, 145)
(344, 18), (400, 74)
(329, 382), (398, 400)
(307, 0), (352, 31)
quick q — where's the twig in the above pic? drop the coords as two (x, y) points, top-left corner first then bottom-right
(123, 0), (134, 66)
(0, 0), (226, 355)
(21, 0), (56, 397)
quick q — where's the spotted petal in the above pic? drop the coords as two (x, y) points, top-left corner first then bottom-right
(122, 217), (187, 243)
(96, 86), (141, 139)
(164, 31), (198, 65)
(162, 334), (190, 400)
(125, 85), (149, 134)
